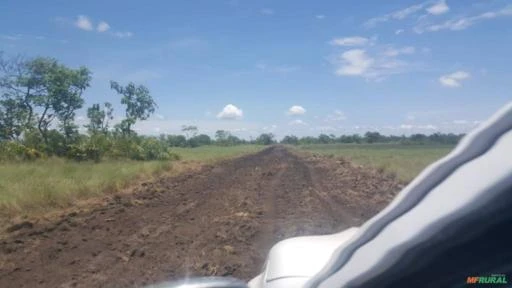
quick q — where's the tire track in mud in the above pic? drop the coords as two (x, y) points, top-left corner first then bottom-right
(0, 146), (402, 288)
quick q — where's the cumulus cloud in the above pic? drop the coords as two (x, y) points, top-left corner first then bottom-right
(217, 104), (243, 120)
(97, 21), (110, 32)
(316, 14), (326, 20)
(335, 49), (374, 76)
(329, 34), (418, 80)
(333, 46), (412, 80)
(439, 71), (470, 87)
(287, 105), (306, 115)
(75, 15), (93, 31)
(289, 119), (307, 126)
(426, 0), (450, 15)
(330, 36), (371, 47)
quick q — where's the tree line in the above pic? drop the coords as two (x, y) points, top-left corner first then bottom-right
(280, 132), (464, 145)
(0, 53), (464, 162)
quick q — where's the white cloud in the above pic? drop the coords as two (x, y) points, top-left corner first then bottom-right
(325, 110), (347, 122)
(395, 29), (404, 35)
(217, 104), (243, 120)
(155, 114), (165, 120)
(416, 5), (512, 33)
(97, 21), (110, 32)
(426, 0), (449, 15)
(289, 119), (307, 126)
(382, 46), (415, 57)
(261, 8), (274, 15)
(112, 31), (133, 38)
(330, 36), (370, 47)
(400, 124), (414, 129)
(332, 46), (414, 80)
(316, 15), (326, 20)
(288, 105), (306, 115)
(75, 15), (93, 31)
(439, 71), (470, 87)
(365, 3), (425, 27)
(392, 4), (424, 19)
(335, 49), (374, 76)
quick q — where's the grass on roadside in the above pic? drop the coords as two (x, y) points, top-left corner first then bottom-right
(0, 145), (263, 216)
(298, 144), (454, 182)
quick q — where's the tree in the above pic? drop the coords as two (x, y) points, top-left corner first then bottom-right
(318, 134), (332, 144)
(364, 131), (382, 144)
(53, 65), (91, 143)
(299, 136), (318, 145)
(110, 81), (156, 135)
(86, 102), (113, 134)
(215, 130), (230, 145)
(166, 135), (187, 147)
(281, 135), (299, 145)
(226, 135), (242, 145)
(181, 125), (198, 139)
(256, 133), (275, 145)
(190, 134), (211, 146)
(0, 54), (41, 140)
(0, 56), (91, 145)
(0, 98), (27, 140)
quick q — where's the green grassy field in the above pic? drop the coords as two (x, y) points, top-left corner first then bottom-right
(298, 144), (454, 182)
(0, 145), (263, 215)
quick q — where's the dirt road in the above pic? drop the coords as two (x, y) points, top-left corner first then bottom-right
(0, 146), (402, 288)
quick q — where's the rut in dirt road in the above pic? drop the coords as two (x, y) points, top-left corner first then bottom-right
(0, 146), (403, 288)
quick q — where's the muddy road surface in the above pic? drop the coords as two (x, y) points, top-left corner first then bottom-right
(0, 146), (403, 288)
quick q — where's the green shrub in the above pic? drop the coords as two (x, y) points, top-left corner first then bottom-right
(0, 141), (44, 161)
(66, 143), (102, 162)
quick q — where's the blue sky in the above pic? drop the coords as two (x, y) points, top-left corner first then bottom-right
(1, 0), (511, 139)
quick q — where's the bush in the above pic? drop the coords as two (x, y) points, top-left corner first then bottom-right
(66, 143), (102, 162)
(0, 141), (44, 161)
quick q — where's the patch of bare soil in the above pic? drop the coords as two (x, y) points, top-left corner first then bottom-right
(0, 146), (403, 288)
